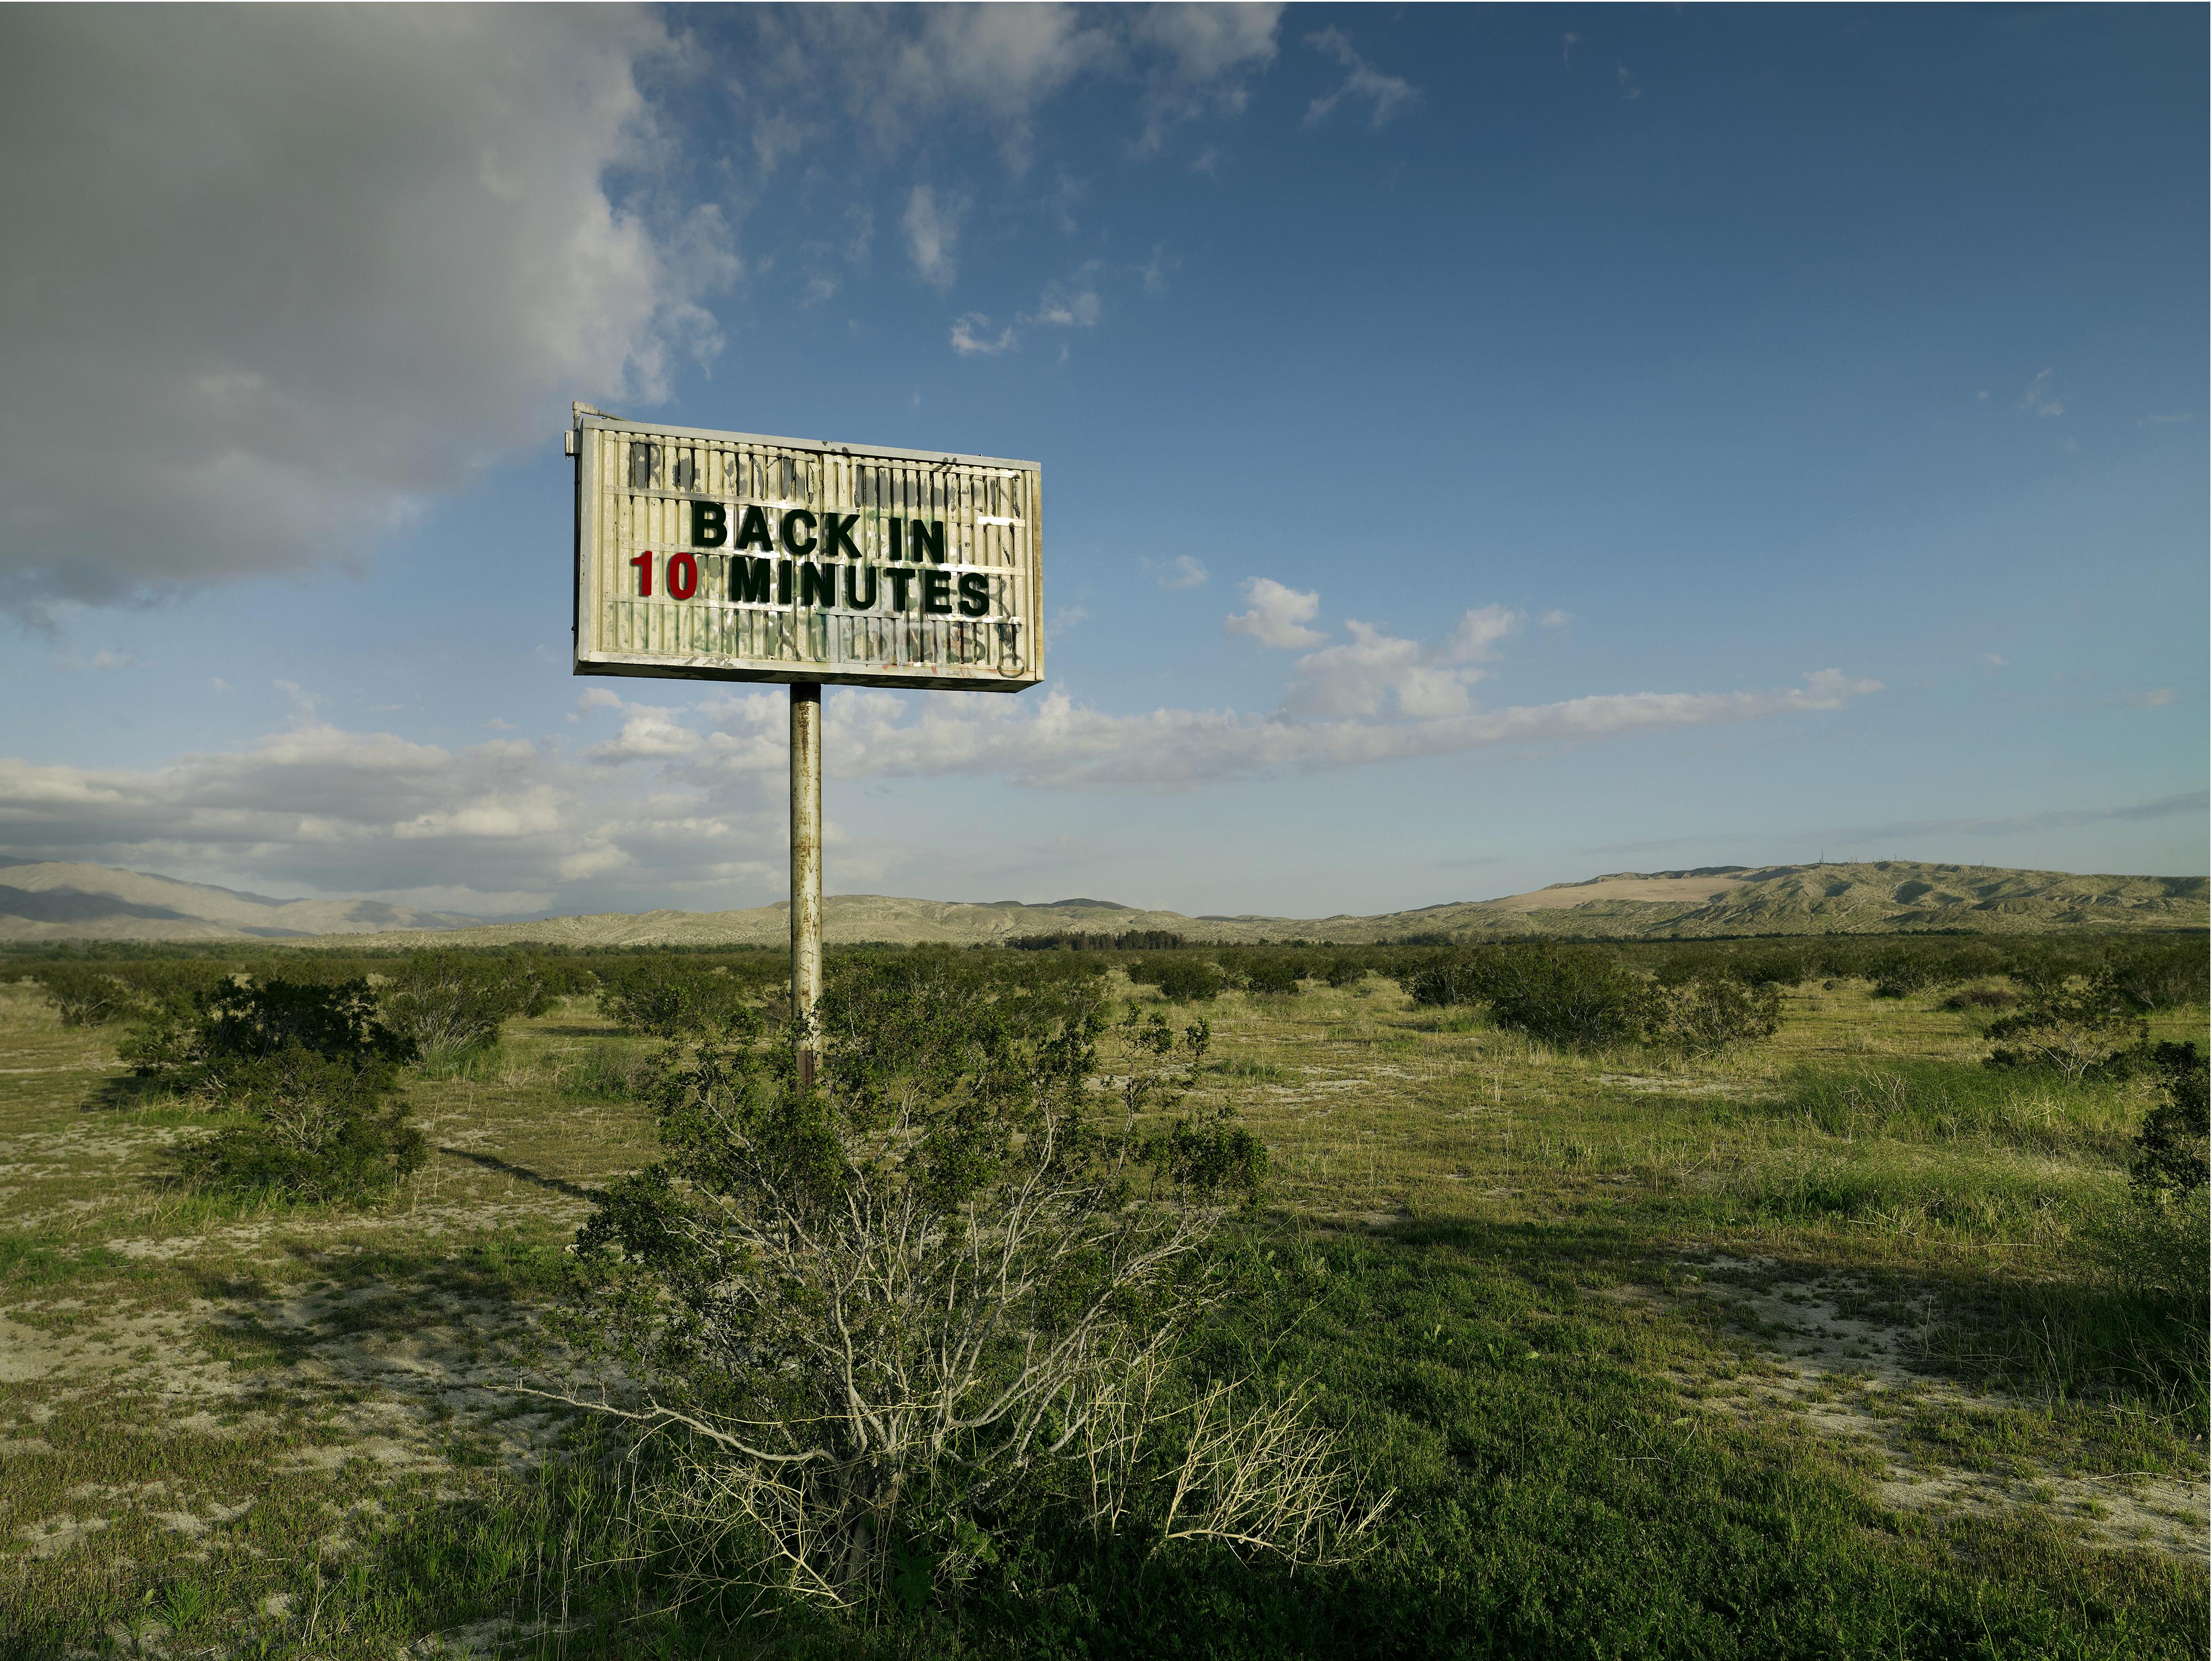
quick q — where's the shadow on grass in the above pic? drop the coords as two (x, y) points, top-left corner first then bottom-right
(438, 1143), (601, 1201)
(175, 1224), (574, 1381)
(78, 1071), (196, 1115)
(1390, 1210), (2208, 1437)
(341, 1219), (2205, 1661)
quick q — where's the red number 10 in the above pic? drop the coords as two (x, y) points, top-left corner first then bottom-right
(630, 551), (699, 600)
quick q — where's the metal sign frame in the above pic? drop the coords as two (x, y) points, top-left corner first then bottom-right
(571, 408), (1043, 693)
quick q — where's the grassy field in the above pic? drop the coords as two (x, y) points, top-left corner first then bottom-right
(0, 961), (2203, 1658)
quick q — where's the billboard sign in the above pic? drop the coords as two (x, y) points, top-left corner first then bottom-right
(571, 409), (1043, 692)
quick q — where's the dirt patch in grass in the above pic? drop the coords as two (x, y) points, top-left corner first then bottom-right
(1658, 1257), (2208, 1562)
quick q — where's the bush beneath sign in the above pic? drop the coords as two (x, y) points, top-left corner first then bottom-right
(556, 957), (1380, 1614)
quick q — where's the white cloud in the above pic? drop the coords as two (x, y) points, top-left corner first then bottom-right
(0, 669), (1883, 903)
(1616, 64), (1641, 102)
(804, 671), (1883, 792)
(746, 6), (1277, 172)
(948, 268), (1108, 357)
(1448, 605), (1524, 662)
(589, 703), (706, 763)
(776, 6), (1114, 175)
(1984, 653), (2007, 667)
(1283, 608), (1522, 719)
(1023, 271), (1104, 328)
(1286, 621), (1462, 718)
(0, 8), (737, 622)
(273, 681), (321, 723)
(1149, 555), (1210, 590)
(1224, 578), (1324, 648)
(950, 313), (1017, 357)
(903, 184), (966, 289)
(1130, 4), (1283, 153)
(1303, 28), (1420, 129)
(2128, 689), (2175, 709)
(843, 203), (875, 266)
(1539, 609), (1572, 629)
(2019, 368), (2064, 418)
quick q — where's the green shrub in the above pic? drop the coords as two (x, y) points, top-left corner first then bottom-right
(1323, 956), (1364, 989)
(1131, 956), (1228, 1004)
(596, 961), (753, 1038)
(1239, 956), (1303, 997)
(32, 965), (132, 1027)
(1644, 978), (1782, 1057)
(2130, 1042), (2207, 1201)
(2092, 1044), (2211, 1315)
(117, 992), (213, 1083)
(1942, 985), (2021, 1011)
(1985, 972), (2147, 1082)
(200, 977), (413, 1071)
(1405, 961), (1482, 1009)
(2104, 941), (2210, 1011)
(1400, 946), (1778, 1057)
(108, 977), (431, 1201)
(380, 951), (533, 1063)
(1478, 948), (1654, 1051)
(181, 1042), (424, 1202)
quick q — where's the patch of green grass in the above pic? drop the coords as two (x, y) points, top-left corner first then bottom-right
(1892, 1397), (2199, 1481)
(413, 1042), (511, 1082)
(561, 1039), (652, 1101)
(1753, 1058), (2141, 1154)
(1209, 1056), (1292, 1083)
(0, 1229), (134, 1289)
(1708, 1147), (2113, 1238)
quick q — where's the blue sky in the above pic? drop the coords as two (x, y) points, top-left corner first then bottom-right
(1, 4), (2202, 918)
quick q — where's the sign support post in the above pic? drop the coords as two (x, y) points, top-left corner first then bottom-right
(789, 681), (823, 1086)
(567, 408), (1042, 1093)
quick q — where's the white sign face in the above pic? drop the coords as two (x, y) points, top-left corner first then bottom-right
(572, 412), (1042, 692)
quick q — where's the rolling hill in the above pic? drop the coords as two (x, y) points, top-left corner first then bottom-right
(2, 860), (2201, 949)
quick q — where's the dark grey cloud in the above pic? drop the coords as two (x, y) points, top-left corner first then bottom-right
(0, 8), (735, 621)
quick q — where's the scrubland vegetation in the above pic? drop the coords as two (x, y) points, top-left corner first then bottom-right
(0, 930), (2203, 1657)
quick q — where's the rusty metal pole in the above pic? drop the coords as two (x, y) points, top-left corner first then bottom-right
(789, 682), (823, 1086)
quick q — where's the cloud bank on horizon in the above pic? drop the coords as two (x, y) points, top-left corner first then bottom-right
(0, 604), (1879, 913)
(0, 4), (2200, 914)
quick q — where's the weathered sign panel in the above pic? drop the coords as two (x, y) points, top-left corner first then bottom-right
(571, 411), (1042, 692)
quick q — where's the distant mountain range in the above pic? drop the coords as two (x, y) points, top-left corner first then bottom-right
(0, 862), (485, 942)
(2, 859), (2201, 947)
